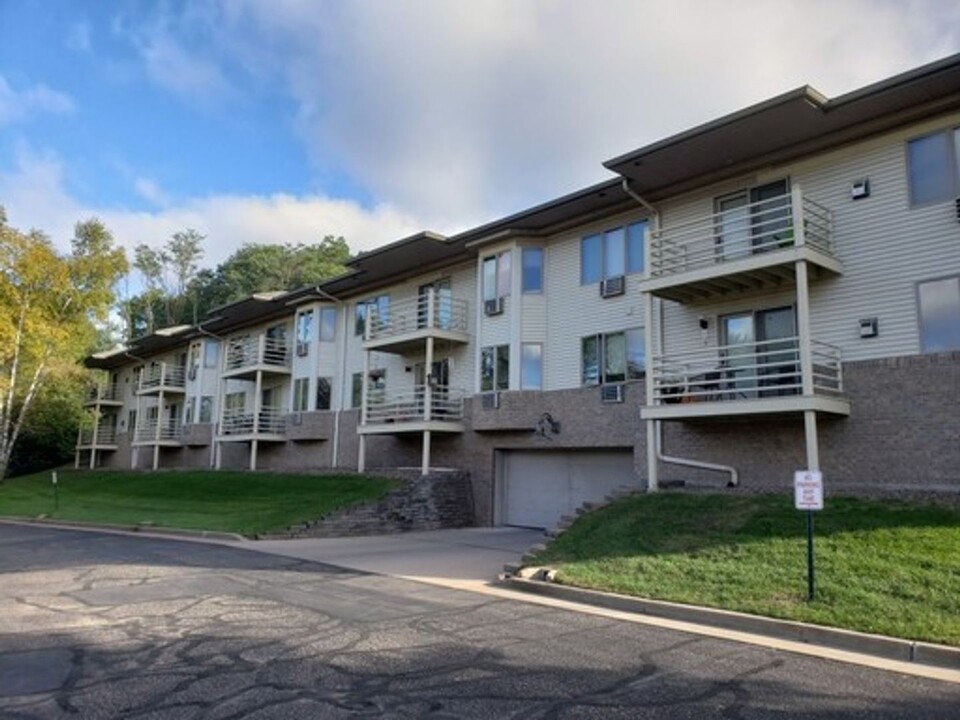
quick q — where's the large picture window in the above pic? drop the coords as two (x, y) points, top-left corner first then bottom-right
(582, 329), (644, 385)
(482, 251), (512, 301)
(355, 295), (390, 336)
(581, 221), (646, 284)
(907, 127), (960, 206)
(292, 378), (310, 412)
(520, 343), (542, 390)
(918, 276), (960, 352)
(521, 247), (543, 294)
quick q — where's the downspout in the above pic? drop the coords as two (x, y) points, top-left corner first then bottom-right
(621, 179), (739, 488)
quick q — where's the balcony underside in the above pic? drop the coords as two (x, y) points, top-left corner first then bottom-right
(642, 246), (842, 303)
(137, 385), (186, 396)
(221, 365), (291, 380)
(216, 433), (286, 443)
(131, 439), (183, 447)
(363, 328), (470, 354)
(641, 394), (850, 420)
(358, 420), (465, 435)
(83, 399), (124, 408)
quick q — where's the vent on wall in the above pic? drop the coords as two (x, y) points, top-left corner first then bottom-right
(481, 391), (500, 410)
(601, 383), (624, 403)
(484, 297), (504, 316)
(600, 275), (625, 298)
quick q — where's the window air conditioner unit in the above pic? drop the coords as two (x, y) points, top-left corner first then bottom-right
(600, 275), (625, 298)
(601, 383), (624, 403)
(481, 391), (500, 410)
(484, 297), (504, 316)
(295, 342), (309, 357)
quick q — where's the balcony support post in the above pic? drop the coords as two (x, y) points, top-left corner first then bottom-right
(153, 390), (163, 471)
(791, 184), (805, 248)
(89, 407), (100, 470)
(132, 391), (143, 470)
(643, 280), (659, 492)
(358, 435), (366, 473)
(251, 369), (263, 471)
(804, 410), (820, 473)
(424, 335), (434, 423)
(796, 260), (814, 397)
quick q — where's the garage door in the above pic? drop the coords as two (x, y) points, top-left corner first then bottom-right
(500, 450), (636, 529)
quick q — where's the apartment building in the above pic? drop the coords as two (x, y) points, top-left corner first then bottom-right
(77, 54), (960, 529)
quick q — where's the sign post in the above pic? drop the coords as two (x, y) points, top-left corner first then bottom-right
(794, 470), (823, 601)
(51, 471), (59, 514)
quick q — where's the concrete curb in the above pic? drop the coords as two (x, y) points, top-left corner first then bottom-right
(499, 576), (960, 672)
(0, 516), (246, 543)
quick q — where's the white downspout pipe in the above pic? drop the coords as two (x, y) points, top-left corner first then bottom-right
(622, 178), (740, 489)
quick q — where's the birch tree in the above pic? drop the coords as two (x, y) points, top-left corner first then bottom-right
(0, 211), (127, 480)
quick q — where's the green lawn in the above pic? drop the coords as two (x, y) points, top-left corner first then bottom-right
(532, 493), (960, 646)
(0, 469), (397, 536)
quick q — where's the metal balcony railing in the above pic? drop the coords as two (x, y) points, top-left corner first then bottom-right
(79, 426), (118, 446)
(134, 418), (183, 443)
(85, 383), (121, 403)
(364, 386), (465, 425)
(220, 406), (286, 435)
(365, 292), (468, 342)
(138, 363), (186, 391)
(224, 335), (290, 372)
(649, 188), (833, 278)
(651, 336), (843, 405)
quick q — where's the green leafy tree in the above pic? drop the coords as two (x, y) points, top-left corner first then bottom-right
(0, 212), (127, 480)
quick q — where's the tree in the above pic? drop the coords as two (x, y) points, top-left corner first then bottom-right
(0, 212), (127, 480)
(130, 228), (206, 333)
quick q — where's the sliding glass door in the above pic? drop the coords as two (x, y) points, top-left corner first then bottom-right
(721, 307), (798, 398)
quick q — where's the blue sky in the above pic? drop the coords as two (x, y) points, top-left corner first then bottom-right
(1, 0), (958, 265)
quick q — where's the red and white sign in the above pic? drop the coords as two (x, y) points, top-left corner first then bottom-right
(794, 471), (823, 511)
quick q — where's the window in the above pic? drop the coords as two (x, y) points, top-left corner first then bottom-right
(482, 251), (511, 301)
(293, 378), (310, 411)
(918, 276), (960, 352)
(199, 396), (213, 423)
(520, 343), (542, 390)
(352, 370), (386, 407)
(581, 221), (646, 284)
(355, 295), (390, 335)
(188, 342), (201, 373)
(480, 345), (510, 391)
(203, 340), (218, 369)
(225, 392), (245, 413)
(185, 397), (196, 424)
(907, 127), (960, 206)
(320, 307), (337, 341)
(521, 248), (543, 293)
(316, 377), (332, 410)
(296, 310), (313, 351)
(582, 329), (644, 385)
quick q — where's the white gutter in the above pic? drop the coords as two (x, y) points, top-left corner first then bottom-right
(621, 178), (740, 489)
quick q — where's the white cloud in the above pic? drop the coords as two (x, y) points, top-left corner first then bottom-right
(66, 21), (92, 53)
(193, 0), (960, 227)
(0, 75), (75, 126)
(0, 145), (424, 267)
(133, 177), (171, 208)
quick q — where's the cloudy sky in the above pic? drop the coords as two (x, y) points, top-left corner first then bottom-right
(1, 0), (958, 264)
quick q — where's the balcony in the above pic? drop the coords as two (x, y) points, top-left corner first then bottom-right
(218, 406), (286, 441)
(77, 426), (119, 449)
(138, 363), (186, 395)
(222, 336), (291, 379)
(644, 187), (842, 302)
(359, 385), (466, 434)
(642, 336), (850, 419)
(363, 293), (469, 354)
(133, 419), (183, 446)
(84, 384), (123, 407)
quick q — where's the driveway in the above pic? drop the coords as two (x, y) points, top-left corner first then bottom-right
(251, 527), (542, 588)
(3, 523), (959, 719)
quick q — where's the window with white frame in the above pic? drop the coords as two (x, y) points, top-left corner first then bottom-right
(521, 247), (543, 294)
(520, 343), (542, 390)
(482, 251), (512, 301)
(582, 329), (645, 385)
(352, 370), (386, 408)
(319, 307), (337, 341)
(203, 340), (218, 368)
(355, 295), (390, 336)
(907, 127), (960, 206)
(296, 310), (313, 355)
(293, 377), (310, 411)
(918, 276), (960, 352)
(225, 392), (245, 414)
(581, 221), (646, 285)
(185, 397), (196, 424)
(480, 345), (510, 392)
(199, 396), (214, 423)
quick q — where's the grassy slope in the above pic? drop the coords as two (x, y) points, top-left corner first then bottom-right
(0, 469), (396, 535)
(534, 493), (960, 646)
